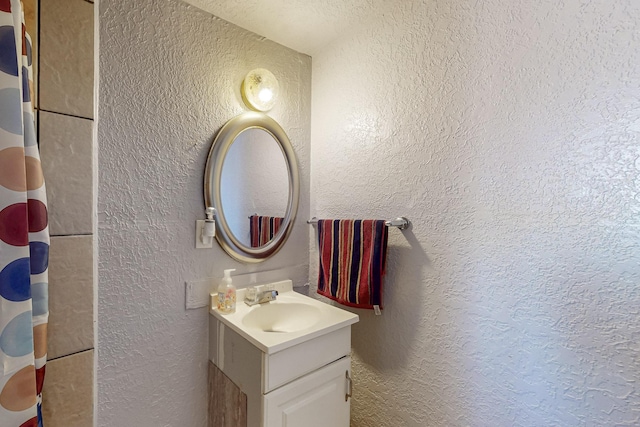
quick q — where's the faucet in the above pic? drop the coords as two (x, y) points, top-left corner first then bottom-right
(245, 287), (278, 306)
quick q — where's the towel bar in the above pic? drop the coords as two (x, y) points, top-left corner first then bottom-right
(306, 217), (410, 230)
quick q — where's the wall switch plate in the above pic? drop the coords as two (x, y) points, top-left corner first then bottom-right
(195, 220), (213, 248)
(185, 278), (214, 309)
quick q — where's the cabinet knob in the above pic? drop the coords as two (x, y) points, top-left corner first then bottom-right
(345, 371), (353, 402)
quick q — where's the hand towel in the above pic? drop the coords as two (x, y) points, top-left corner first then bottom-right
(250, 215), (284, 247)
(317, 219), (389, 310)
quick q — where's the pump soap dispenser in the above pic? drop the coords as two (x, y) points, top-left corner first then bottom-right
(217, 269), (237, 314)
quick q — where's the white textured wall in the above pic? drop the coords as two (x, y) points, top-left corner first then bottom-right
(97, 1), (311, 425)
(311, 1), (640, 426)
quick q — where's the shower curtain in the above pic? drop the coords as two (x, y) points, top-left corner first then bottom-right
(0, 1), (49, 426)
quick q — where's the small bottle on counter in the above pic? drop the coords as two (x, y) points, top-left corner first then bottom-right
(216, 269), (236, 314)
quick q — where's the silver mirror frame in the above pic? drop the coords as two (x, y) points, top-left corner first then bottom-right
(204, 112), (299, 263)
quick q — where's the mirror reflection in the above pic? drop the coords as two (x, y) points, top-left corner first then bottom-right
(204, 111), (299, 263)
(220, 128), (289, 247)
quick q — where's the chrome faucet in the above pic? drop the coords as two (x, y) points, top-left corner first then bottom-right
(245, 288), (278, 306)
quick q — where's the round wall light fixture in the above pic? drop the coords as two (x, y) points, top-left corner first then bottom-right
(241, 68), (279, 112)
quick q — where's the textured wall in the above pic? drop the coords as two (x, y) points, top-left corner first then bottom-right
(98, 0), (311, 425)
(310, 0), (640, 426)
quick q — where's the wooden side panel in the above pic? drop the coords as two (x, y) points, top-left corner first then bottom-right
(209, 361), (248, 427)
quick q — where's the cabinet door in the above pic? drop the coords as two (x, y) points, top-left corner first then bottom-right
(263, 356), (351, 427)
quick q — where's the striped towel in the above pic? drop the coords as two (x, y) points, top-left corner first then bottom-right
(317, 219), (389, 310)
(250, 215), (284, 247)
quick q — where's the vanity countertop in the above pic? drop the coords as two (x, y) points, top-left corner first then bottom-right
(209, 280), (359, 354)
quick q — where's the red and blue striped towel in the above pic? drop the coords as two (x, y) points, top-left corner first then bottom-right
(250, 215), (284, 247)
(317, 219), (389, 310)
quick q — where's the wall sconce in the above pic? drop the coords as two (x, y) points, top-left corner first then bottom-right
(241, 68), (279, 112)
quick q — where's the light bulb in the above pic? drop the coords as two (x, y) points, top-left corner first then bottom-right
(242, 68), (279, 111)
(258, 88), (273, 103)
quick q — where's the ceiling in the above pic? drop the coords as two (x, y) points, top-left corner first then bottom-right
(182, 0), (386, 55)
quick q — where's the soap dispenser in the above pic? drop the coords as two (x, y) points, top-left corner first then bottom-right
(217, 269), (236, 314)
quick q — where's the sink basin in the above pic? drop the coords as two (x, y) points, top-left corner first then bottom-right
(243, 302), (322, 333)
(210, 280), (359, 354)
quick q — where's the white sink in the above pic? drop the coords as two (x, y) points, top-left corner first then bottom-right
(210, 280), (359, 354)
(242, 302), (322, 333)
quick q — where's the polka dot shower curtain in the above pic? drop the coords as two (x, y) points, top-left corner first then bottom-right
(0, 1), (49, 426)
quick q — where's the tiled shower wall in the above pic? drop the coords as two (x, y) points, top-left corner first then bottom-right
(25, 0), (96, 425)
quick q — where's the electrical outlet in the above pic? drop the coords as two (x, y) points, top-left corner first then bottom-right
(195, 220), (213, 248)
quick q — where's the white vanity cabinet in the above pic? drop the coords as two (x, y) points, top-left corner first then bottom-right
(207, 281), (358, 427)
(209, 317), (353, 427)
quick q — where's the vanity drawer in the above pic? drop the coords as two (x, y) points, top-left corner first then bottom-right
(262, 326), (351, 393)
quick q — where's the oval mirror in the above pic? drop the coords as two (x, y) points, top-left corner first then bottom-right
(204, 112), (299, 263)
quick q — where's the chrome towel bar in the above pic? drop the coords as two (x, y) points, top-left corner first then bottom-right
(306, 217), (410, 230)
